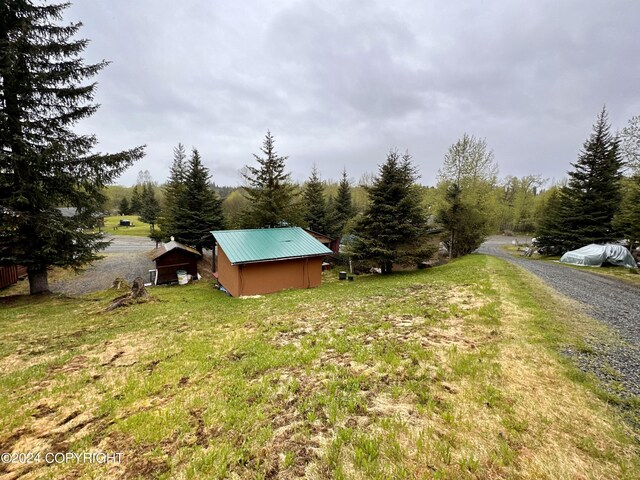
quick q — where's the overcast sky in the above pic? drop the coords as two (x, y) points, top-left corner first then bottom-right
(65, 0), (640, 187)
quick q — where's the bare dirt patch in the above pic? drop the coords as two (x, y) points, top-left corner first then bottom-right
(259, 371), (330, 479)
(0, 352), (59, 376)
(92, 333), (158, 368)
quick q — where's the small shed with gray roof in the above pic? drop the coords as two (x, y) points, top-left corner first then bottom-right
(211, 227), (332, 297)
(151, 239), (201, 284)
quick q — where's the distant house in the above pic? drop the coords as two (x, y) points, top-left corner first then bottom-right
(211, 227), (332, 297)
(151, 239), (201, 285)
(302, 228), (340, 254)
(58, 207), (105, 229)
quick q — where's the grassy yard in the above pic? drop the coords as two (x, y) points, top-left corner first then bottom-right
(102, 215), (154, 237)
(0, 255), (638, 479)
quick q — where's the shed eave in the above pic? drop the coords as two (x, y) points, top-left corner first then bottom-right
(231, 253), (327, 266)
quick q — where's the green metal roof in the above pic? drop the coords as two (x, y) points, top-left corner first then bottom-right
(211, 227), (332, 265)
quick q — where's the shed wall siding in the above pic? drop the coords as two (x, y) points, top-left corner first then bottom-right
(0, 265), (19, 289)
(217, 248), (240, 296)
(155, 250), (198, 284)
(216, 248), (323, 297)
(240, 257), (323, 296)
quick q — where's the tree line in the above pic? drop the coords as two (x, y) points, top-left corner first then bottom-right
(113, 107), (640, 272)
(40, 110), (640, 288)
(142, 131), (498, 273)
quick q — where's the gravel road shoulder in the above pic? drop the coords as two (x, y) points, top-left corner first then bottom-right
(51, 252), (155, 296)
(480, 236), (640, 400)
(51, 235), (156, 295)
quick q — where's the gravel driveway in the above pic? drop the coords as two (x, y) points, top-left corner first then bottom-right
(480, 236), (640, 398)
(51, 235), (156, 295)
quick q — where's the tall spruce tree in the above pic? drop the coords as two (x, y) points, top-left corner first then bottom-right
(0, 1), (144, 294)
(303, 165), (328, 233)
(173, 148), (224, 252)
(160, 143), (188, 236)
(536, 108), (623, 252)
(350, 150), (430, 273)
(241, 131), (299, 228)
(130, 184), (142, 214)
(138, 183), (161, 230)
(328, 167), (356, 238)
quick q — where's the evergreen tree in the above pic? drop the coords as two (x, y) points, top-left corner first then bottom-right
(241, 131), (299, 228)
(118, 197), (131, 216)
(160, 143), (188, 236)
(350, 150), (431, 273)
(536, 108), (623, 252)
(149, 228), (165, 249)
(173, 148), (224, 252)
(436, 183), (487, 258)
(328, 168), (356, 238)
(303, 165), (328, 233)
(138, 183), (161, 230)
(0, 1), (144, 294)
(534, 188), (571, 254)
(130, 184), (142, 214)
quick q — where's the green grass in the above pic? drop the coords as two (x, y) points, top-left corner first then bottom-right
(101, 215), (154, 236)
(0, 255), (638, 479)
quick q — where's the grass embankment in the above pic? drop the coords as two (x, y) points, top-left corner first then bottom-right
(102, 215), (153, 237)
(0, 255), (638, 479)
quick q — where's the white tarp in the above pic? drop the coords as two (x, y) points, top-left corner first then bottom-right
(560, 244), (638, 268)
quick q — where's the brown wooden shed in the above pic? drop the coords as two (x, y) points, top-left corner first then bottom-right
(302, 228), (340, 254)
(211, 227), (333, 297)
(0, 265), (27, 289)
(151, 240), (201, 285)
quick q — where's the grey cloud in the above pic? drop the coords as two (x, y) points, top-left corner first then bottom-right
(63, 0), (640, 186)
(266, 1), (428, 123)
